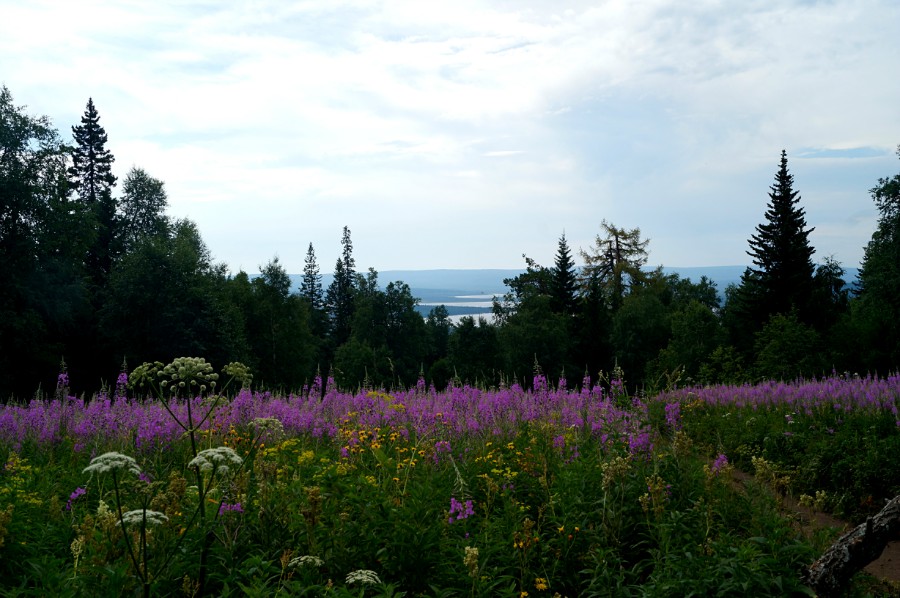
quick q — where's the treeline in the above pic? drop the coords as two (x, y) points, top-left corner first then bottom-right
(2, 86), (899, 398)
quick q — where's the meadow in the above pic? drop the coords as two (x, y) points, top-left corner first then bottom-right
(0, 359), (898, 597)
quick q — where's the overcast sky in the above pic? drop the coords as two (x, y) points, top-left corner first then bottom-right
(2, 0), (898, 274)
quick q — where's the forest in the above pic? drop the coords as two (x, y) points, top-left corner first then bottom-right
(2, 85), (900, 399)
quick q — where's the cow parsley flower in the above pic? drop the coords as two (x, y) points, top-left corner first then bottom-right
(188, 447), (242, 474)
(83, 452), (141, 477)
(289, 555), (324, 569)
(345, 569), (381, 586)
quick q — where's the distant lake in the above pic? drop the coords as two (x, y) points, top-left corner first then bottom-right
(275, 265), (860, 326)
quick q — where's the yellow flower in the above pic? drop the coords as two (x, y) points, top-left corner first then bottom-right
(534, 578), (549, 591)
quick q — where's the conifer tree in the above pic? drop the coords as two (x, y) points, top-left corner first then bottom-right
(326, 226), (357, 345)
(300, 242), (324, 310)
(69, 98), (118, 282)
(580, 220), (649, 309)
(745, 150), (816, 320)
(550, 233), (578, 315)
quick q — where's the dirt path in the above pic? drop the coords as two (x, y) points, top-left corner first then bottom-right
(730, 469), (900, 584)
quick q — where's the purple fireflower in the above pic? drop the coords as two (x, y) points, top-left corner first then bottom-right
(115, 371), (128, 399)
(219, 502), (244, 517)
(433, 440), (452, 464)
(448, 497), (474, 523)
(664, 402), (681, 431)
(711, 453), (729, 475)
(66, 487), (86, 511)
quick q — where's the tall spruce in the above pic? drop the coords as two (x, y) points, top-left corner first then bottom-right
(326, 226), (357, 345)
(745, 150), (816, 320)
(300, 242), (324, 310)
(69, 98), (118, 283)
(550, 233), (578, 316)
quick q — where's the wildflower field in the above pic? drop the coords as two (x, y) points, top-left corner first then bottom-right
(1, 360), (899, 597)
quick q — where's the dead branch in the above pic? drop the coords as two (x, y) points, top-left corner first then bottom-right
(803, 494), (900, 597)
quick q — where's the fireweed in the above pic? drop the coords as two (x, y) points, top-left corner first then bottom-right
(0, 366), (855, 595)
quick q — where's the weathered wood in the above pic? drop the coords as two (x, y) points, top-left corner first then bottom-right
(803, 494), (900, 597)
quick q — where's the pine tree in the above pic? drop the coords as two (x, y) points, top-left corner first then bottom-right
(69, 98), (118, 282)
(745, 150), (816, 320)
(550, 233), (578, 315)
(300, 242), (324, 310)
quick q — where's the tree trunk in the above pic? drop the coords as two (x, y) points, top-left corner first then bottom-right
(803, 493), (900, 597)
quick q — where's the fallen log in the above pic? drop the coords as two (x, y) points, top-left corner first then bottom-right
(803, 493), (900, 597)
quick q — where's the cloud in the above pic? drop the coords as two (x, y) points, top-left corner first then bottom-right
(796, 147), (890, 159)
(1, 0), (897, 272)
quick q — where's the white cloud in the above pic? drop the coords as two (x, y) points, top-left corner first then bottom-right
(1, 0), (897, 271)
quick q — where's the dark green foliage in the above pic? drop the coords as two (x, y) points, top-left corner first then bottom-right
(245, 257), (317, 390)
(698, 345), (746, 385)
(854, 146), (900, 370)
(101, 220), (249, 371)
(0, 87), (80, 397)
(753, 311), (826, 380)
(118, 166), (169, 252)
(496, 255), (552, 316)
(611, 284), (671, 382)
(499, 294), (572, 384)
(345, 270), (428, 387)
(448, 316), (501, 385)
(425, 305), (452, 363)
(651, 299), (724, 383)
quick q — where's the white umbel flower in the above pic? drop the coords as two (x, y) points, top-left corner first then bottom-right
(289, 555), (324, 569)
(188, 446), (243, 474)
(120, 509), (169, 527)
(345, 569), (381, 586)
(83, 452), (141, 477)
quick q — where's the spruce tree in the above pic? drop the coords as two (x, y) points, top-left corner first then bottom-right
(325, 226), (357, 345)
(550, 233), (578, 315)
(745, 150), (816, 320)
(69, 98), (118, 283)
(300, 242), (324, 310)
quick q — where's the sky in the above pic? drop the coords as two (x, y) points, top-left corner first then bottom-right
(2, 0), (899, 274)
